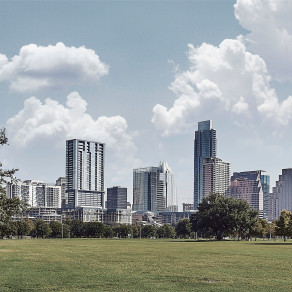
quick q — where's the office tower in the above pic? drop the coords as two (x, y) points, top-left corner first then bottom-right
(194, 120), (216, 209)
(266, 192), (277, 222)
(203, 157), (230, 198)
(260, 174), (270, 219)
(7, 180), (61, 208)
(65, 139), (104, 208)
(133, 161), (176, 212)
(230, 170), (264, 216)
(274, 169), (292, 218)
(55, 177), (66, 208)
(107, 186), (127, 209)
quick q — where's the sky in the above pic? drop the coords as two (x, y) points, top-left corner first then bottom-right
(1, 0), (292, 210)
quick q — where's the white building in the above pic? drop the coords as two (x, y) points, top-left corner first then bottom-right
(66, 139), (105, 208)
(7, 180), (61, 208)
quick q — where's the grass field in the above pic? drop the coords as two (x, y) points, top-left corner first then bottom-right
(0, 239), (292, 291)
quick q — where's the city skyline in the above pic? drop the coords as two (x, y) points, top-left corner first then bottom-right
(1, 1), (292, 209)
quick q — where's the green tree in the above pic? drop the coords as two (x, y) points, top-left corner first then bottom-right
(0, 128), (27, 238)
(141, 225), (156, 238)
(84, 222), (105, 238)
(50, 221), (63, 238)
(104, 225), (114, 238)
(15, 218), (33, 239)
(190, 193), (259, 240)
(275, 210), (292, 241)
(70, 220), (85, 238)
(175, 219), (191, 239)
(157, 224), (175, 238)
(31, 220), (52, 239)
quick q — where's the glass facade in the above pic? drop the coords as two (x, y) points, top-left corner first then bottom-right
(194, 120), (217, 210)
(133, 162), (176, 212)
(261, 174), (270, 219)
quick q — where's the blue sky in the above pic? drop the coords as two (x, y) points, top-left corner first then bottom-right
(1, 0), (292, 209)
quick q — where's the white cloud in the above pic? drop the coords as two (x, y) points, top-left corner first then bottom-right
(6, 92), (140, 182)
(0, 43), (109, 92)
(152, 1), (292, 136)
(234, 0), (292, 82)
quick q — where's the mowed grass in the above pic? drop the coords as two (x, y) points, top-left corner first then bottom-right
(0, 239), (292, 292)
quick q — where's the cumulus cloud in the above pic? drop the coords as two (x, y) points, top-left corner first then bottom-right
(6, 92), (139, 170)
(0, 43), (109, 92)
(234, 0), (292, 82)
(152, 1), (292, 135)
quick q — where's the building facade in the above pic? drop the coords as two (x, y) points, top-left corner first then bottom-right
(133, 162), (176, 212)
(194, 120), (217, 210)
(261, 174), (270, 219)
(56, 177), (66, 208)
(203, 157), (230, 198)
(274, 168), (292, 218)
(7, 180), (61, 208)
(107, 186), (127, 209)
(65, 139), (105, 208)
(230, 170), (264, 216)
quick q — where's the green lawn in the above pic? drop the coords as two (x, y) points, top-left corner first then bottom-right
(0, 239), (291, 291)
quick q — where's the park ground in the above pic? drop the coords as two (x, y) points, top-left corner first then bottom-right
(0, 238), (292, 291)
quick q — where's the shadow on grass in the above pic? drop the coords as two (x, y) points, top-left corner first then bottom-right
(168, 239), (231, 243)
(254, 242), (292, 246)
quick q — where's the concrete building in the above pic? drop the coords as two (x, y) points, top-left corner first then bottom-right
(203, 157), (230, 198)
(266, 192), (277, 222)
(65, 139), (104, 208)
(107, 186), (127, 209)
(7, 180), (61, 208)
(133, 161), (176, 212)
(56, 177), (66, 208)
(182, 203), (194, 211)
(274, 168), (292, 218)
(194, 120), (216, 210)
(230, 170), (264, 216)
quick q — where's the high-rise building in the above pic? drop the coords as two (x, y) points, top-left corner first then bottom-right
(260, 174), (270, 219)
(133, 162), (176, 212)
(194, 120), (216, 209)
(107, 186), (127, 209)
(274, 168), (292, 218)
(230, 170), (264, 216)
(7, 180), (61, 208)
(55, 177), (66, 208)
(65, 139), (104, 208)
(203, 157), (230, 198)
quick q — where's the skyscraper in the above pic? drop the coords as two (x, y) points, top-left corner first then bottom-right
(194, 120), (216, 209)
(230, 170), (264, 216)
(261, 174), (270, 219)
(133, 162), (176, 212)
(274, 168), (292, 218)
(107, 186), (127, 209)
(65, 139), (104, 208)
(203, 157), (230, 198)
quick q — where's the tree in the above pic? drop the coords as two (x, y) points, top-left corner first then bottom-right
(157, 224), (175, 238)
(70, 220), (85, 238)
(141, 225), (156, 238)
(275, 210), (292, 241)
(31, 220), (52, 239)
(0, 128), (27, 238)
(84, 222), (105, 238)
(50, 221), (63, 238)
(190, 193), (259, 240)
(15, 218), (33, 239)
(175, 219), (191, 239)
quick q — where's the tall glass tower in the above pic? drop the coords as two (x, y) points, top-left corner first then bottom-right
(194, 120), (216, 210)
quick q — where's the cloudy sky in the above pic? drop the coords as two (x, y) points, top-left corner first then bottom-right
(1, 0), (292, 209)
